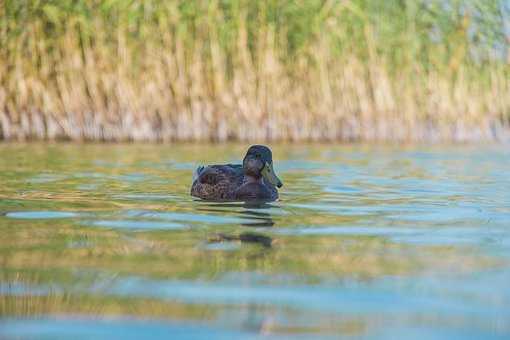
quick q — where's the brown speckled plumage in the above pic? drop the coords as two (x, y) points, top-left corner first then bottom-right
(191, 164), (244, 201)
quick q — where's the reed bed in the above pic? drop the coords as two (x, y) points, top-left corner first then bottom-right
(1, 0), (509, 142)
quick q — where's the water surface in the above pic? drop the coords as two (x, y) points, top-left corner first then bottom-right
(0, 144), (509, 339)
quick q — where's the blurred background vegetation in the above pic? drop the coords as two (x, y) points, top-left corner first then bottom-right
(1, 0), (509, 142)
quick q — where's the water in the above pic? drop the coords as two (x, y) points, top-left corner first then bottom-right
(1, 144), (509, 339)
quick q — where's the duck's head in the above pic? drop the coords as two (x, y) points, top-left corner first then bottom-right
(243, 145), (283, 188)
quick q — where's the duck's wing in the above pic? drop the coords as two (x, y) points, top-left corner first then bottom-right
(191, 164), (244, 200)
(194, 164), (242, 185)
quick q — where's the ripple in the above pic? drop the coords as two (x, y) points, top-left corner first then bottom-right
(273, 226), (420, 237)
(0, 318), (254, 340)
(202, 242), (241, 251)
(272, 226), (510, 246)
(7, 272), (509, 322)
(27, 174), (67, 183)
(85, 220), (185, 230)
(124, 210), (260, 225)
(112, 194), (178, 201)
(116, 173), (150, 182)
(5, 211), (79, 219)
(76, 184), (100, 191)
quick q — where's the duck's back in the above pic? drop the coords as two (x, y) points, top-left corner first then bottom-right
(191, 164), (244, 201)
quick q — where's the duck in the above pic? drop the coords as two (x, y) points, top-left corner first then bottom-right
(191, 145), (283, 202)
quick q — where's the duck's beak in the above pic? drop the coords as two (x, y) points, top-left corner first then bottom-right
(262, 162), (283, 188)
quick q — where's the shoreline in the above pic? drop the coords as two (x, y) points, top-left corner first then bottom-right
(1, 115), (509, 143)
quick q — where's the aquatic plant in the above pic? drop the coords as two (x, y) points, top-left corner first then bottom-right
(0, 0), (509, 142)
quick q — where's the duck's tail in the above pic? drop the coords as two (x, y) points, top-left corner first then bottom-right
(192, 165), (205, 184)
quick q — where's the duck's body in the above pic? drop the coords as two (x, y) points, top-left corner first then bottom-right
(191, 145), (282, 202)
(191, 164), (278, 201)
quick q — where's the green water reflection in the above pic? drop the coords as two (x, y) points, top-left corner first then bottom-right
(0, 144), (509, 338)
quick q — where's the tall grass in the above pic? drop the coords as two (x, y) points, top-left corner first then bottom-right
(1, 0), (509, 142)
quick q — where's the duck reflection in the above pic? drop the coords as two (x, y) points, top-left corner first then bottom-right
(195, 201), (275, 228)
(208, 232), (272, 248)
(197, 201), (275, 249)
(238, 209), (274, 228)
